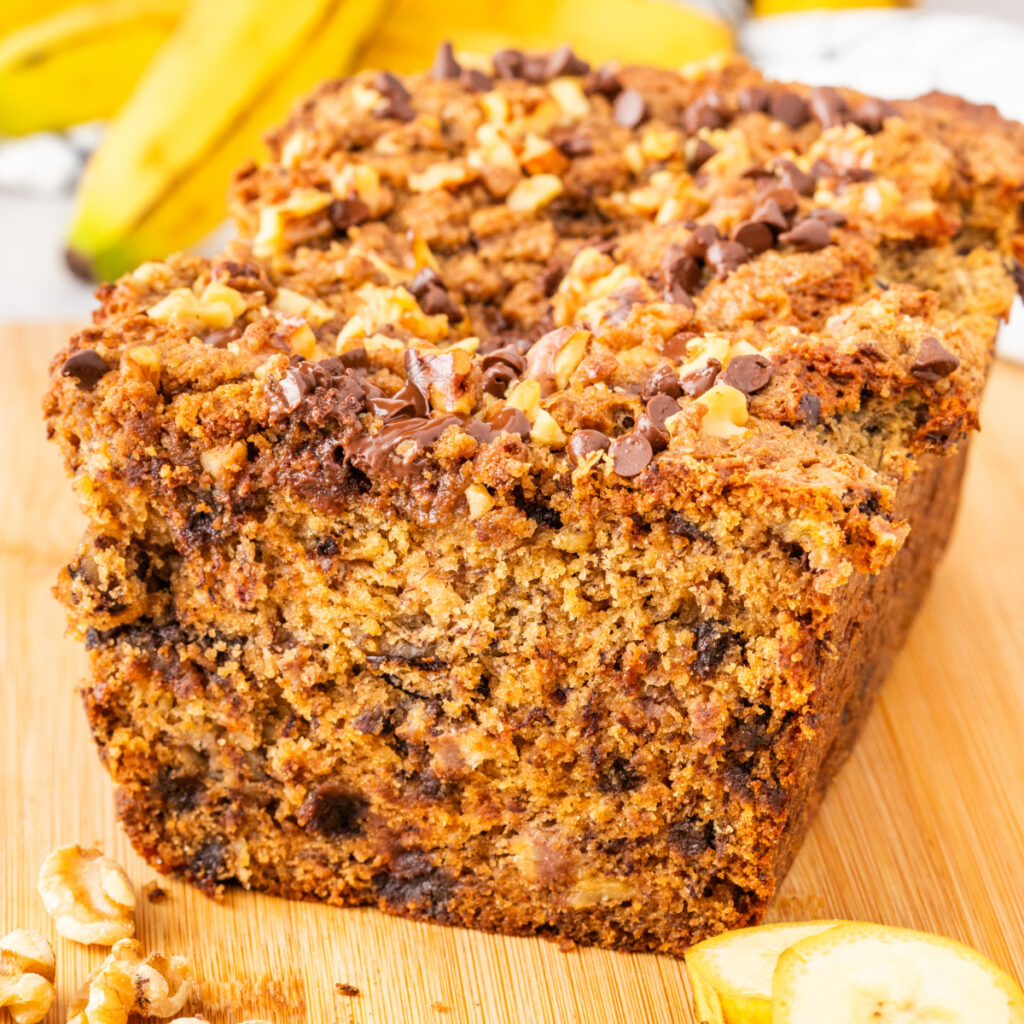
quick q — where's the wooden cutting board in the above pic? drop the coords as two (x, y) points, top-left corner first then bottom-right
(2, 323), (1022, 1024)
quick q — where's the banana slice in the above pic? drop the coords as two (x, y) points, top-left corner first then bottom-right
(773, 922), (1024, 1023)
(685, 920), (847, 1024)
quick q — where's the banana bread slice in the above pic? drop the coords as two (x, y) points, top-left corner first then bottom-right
(44, 51), (1024, 956)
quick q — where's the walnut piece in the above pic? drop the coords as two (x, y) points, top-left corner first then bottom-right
(37, 845), (136, 946)
(68, 939), (192, 1024)
(0, 930), (56, 1024)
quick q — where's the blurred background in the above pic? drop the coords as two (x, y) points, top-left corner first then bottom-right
(0, 0), (1022, 359)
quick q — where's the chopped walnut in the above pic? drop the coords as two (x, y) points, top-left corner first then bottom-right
(68, 939), (192, 1024)
(507, 173), (564, 213)
(566, 876), (636, 909)
(0, 930), (55, 1024)
(37, 845), (135, 946)
(146, 287), (237, 330)
(465, 484), (494, 520)
(695, 382), (750, 439)
(529, 409), (567, 447)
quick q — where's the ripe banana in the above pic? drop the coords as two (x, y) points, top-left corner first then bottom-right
(773, 923), (1024, 1023)
(0, 0), (183, 136)
(685, 920), (846, 1024)
(67, 0), (390, 281)
(358, 0), (733, 74)
(0, 0), (86, 39)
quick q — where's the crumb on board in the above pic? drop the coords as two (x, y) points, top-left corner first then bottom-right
(143, 880), (168, 903)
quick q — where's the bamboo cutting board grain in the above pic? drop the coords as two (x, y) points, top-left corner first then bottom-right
(2, 324), (1023, 1024)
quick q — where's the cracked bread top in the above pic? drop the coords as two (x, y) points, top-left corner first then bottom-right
(46, 52), (1024, 598)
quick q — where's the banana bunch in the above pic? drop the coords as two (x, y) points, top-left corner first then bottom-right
(0, 0), (734, 280)
(685, 919), (1024, 1023)
(0, 0), (184, 135)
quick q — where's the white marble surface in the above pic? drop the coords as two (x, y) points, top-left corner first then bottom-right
(1, 7), (1022, 357)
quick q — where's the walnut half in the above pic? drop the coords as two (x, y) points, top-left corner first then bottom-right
(0, 929), (56, 1024)
(68, 938), (192, 1024)
(37, 845), (136, 946)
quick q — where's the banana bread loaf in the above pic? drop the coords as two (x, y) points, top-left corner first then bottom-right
(45, 50), (1024, 956)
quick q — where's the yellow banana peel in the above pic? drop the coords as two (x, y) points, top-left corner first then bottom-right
(359, 0), (733, 73)
(67, 0), (390, 280)
(0, 0), (91, 39)
(0, 0), (184, 136)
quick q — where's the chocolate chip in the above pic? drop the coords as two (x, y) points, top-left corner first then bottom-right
(809, 158), (835, 180)
(338, 347), (369, 369)
(492, 48), (524, 79)
(807, 207), (847, 227)
(852, 97), (897, 133)
(480, 362), (517, 397)
(585, 64), (622, 98)
(519, 53), (552, 84)
(267, 358), (367, 424)
(568, 429), (611, 464)
(481, 344), (526, 396)
(408, 268), (462, 320)
(609, 433), (653, 477)
(779, 218), (832, 251)
(368, 379), (428, 421)
(756, 184), (800, 212)
(429, 40), (461, 80)
(461, 68), (493, 92)
(685, 137), (718, 172)
(661, 331), (697, 362)
(204, 325), (241, 348)
(737, 85), (770, 114)
(329, 197), (370, 232)
(770, 91), (811, 129)
(661, 242), (701, 300)
(491, 406), (532, 439)
(348, 414), (462, 479)
(60, 349), (109, 390)
(642, 364), (683, 401)
(732, 220), (774, 255)
(799, 393), (822, 426)
(774, 159), (815, 196)
(808, 86), (849, 128)
(680, 358), (721, 398)
(373, 72), (415, 121)
(612, 89), (646, 129)
(374, 70), (410, 102)
(465, 420), (498, 444)
(298, 785), (367, 838)
(421, 284), (461, 318)
(910, 336), (959, 383)
(838, 166), (876, 184)
(376, 96), (415, 122)
(722, 353), (773, 394)
(647, 393), (681, 429)
(556, 134), (593, 157)
(749, 197), (790, 232)
(693, 619), (735, 677)
(683, 92), (728, 134)
(546, 44), (590, 78)
(683, 223), (721, 260)
(706, 239), (750, 278)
